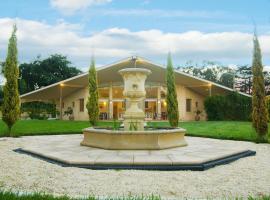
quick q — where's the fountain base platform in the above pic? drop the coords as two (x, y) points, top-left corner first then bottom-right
(81, 128), (187, 150)
(15, 135), (256, 171)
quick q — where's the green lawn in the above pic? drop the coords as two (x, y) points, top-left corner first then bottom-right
(0, 191), (269, 200)
(0, 191), (161, 200)
(0, 119), (269, 142)
(148, 121), (261, 142)
(0, 120), (112, 137)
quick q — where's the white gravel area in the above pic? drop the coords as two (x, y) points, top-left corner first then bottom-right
(0, 135), (269, 199)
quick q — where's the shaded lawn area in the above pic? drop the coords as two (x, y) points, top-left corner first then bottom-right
(0, 119), (265, 142)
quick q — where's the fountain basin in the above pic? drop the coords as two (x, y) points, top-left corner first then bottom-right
(81, 127), (187, 150)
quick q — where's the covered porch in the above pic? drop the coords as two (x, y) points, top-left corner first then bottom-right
(98, 84), (168, 121)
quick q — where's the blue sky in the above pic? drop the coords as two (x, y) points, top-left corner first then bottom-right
(0, 0), (269, 76)
(2, 0), (270, 33)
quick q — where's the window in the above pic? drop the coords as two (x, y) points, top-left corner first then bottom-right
(186, 99), (192, 112)
(62, 102), (64, 108)
(79, 98), (84, 112)
(145, 101), (149, 109)
(195, 101), (198, 108)
(72, 101), (75, 108)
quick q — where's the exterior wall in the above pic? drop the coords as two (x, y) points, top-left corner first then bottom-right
(176, 85), (206, 121)
(62, 87), (88, 121)
(60, 83), (207, 121)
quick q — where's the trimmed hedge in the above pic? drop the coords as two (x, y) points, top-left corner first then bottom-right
(204, 92), (252, 121)
(21, 101), (57, 119)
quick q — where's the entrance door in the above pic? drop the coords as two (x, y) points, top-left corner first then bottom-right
(113, 101), (124, 120)
(145, 100), (157, 120)
(113, 103), (118, 119)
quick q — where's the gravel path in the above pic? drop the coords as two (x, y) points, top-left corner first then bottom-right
(0, 135), (269, 199)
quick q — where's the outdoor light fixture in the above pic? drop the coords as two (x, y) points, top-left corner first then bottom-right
(60, 83), (64, 87)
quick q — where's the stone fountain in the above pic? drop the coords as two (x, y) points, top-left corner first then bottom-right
(119, 68), (151, 131)
(81, 67), (187, 150)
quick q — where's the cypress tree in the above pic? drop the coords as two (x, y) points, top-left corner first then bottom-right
(86, 57), (99, 126)
(252, 33), (268, 141)
(2, 25), (20, 135)
(166, 53), (179, 127)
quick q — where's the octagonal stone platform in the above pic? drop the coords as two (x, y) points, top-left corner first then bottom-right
(16, 135), (256, 171)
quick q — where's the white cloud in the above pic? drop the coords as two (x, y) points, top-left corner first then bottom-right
(50, 0), (112, 15)
(100, 9), (233, 19)
(264, 66), (270, 72)
(0, 17), (270, 74)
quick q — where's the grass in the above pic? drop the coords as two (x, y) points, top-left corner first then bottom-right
(0, 191), (269, 200)
(0, 120), (111, 137)
(148, 121), (263, 142)
(0, 191), (161, 200)
(0, 119), (269, 142)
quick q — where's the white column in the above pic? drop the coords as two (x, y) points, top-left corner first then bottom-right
(59, 85), (63, 120)
(157, 86), (161, 120)
(109, 83), (113, 119)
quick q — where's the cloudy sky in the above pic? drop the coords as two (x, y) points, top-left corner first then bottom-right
(0, 0), (270, 77)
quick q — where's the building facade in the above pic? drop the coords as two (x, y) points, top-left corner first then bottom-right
(20, 57), (249, 121)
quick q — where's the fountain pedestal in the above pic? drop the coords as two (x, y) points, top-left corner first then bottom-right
(118, 68), (151, 131)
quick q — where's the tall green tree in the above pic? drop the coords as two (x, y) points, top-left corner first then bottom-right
(0, 62), (3, 107)
(235, 65), (252, 95)
(0, 86), (3, 107)
(86, 57), (99, 126)
(166, 53), (179, 127)
(219, 72), (234, 88)
(2, 25), (20, 134)
(251, 34), (268, 141)
(19, 54), (81, 94)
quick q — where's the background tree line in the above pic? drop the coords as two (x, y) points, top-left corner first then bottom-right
(0, 54), (82, 118)
(177, 61), (270, 95)
(0, 54), (81, 95)
(18, 54), (82, 94)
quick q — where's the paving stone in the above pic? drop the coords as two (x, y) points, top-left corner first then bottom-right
(20, 134), (252, 166)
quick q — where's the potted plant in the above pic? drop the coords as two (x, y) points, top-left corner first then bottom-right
(194, 109), (202, 121)
(64, 107), (74, 121)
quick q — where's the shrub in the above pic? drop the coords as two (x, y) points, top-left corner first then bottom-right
(21, 101), (56, 119)
(204, 95), (226, 120)
(204, 92), (252, 121)
(266, 96), (270, 122)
